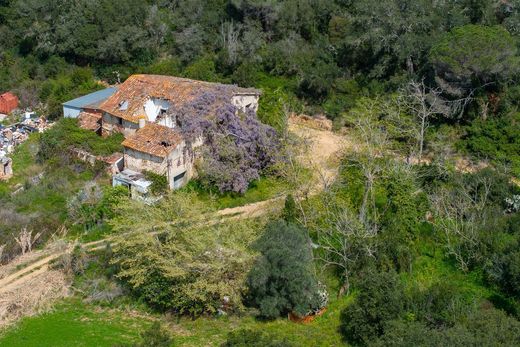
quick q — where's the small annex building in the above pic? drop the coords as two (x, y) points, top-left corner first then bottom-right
(0, 92), (19, 114)
(63, 87), (118, 134)
(119, 122), (190, 190)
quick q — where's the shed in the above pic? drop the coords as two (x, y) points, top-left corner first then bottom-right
(63, 87), (117, 118)
(0, 92), (19, 114)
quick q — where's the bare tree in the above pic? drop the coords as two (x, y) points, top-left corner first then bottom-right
(429, 174), (492, 272)
(220, 21), (242, 65)
(398, 80), (446, 162)
(314, 190), (377, 296)
(14, 227), (42, 255)
(347, 98), (390, 228)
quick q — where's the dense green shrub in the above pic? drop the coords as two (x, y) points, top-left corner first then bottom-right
(39, 118), (124, 160)
(459, 114), (520, 176)
(340, 270), (406, 345)
(372, 308), (520, 347)
(247, 220), (322, 319)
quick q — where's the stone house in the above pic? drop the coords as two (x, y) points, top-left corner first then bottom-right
(89, 74), (261, 195)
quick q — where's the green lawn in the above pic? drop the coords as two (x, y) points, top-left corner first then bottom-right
(0, 291), (350, 347)
(0, 300), (153, 347)
(183, 176), (289, 210)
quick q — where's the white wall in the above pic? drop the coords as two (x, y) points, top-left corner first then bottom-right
(144, 98), (171, 123)
(63, 106), (82, 118)
(231, 94), (259, 113)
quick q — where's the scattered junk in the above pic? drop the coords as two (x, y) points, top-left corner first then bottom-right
(0, 92), (19, 114)
(0, 114), (53, 181)
(0, 156), (13, 180)
(0, 116), (52, 155)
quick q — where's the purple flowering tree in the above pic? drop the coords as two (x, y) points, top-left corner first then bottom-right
(173, 88), (280, 194)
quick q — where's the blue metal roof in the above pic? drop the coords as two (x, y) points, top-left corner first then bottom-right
(62, 87), (117, 109)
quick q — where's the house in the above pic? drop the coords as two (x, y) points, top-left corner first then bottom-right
(65, 74), (261, 197)
(63, 87), (117, 134)
(120, 122), (191, 190)
(0, 92), (19, 114)
(100, 75), (260, 195)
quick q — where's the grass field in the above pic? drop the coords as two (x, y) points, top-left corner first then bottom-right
(0, 293), (350, 347)
(0, 300), (153, 347)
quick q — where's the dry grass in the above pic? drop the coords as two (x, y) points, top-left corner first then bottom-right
(0, 269), (70, 328)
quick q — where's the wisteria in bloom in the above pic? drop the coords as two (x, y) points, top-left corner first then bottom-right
(171, 88), (280, 194)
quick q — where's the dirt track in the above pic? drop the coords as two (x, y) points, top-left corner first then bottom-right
(217, 118), (345, 218)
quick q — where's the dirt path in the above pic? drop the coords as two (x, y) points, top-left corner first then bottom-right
(217, 118), (345, 218)
(0, 254), (59, 289)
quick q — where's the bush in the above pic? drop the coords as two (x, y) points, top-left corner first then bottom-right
(247, 220), (322, 319)
(110, 200), (256, 316)
(144, 171), (168, 195)
(257, 87), (289, 133)
(135, 322), (173, 347)
(340, 270), (406, 345)
(116, 322), (173, 347)
(39, 118), (124, 160)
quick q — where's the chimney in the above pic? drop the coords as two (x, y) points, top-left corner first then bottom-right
(138, 116), (146, 129)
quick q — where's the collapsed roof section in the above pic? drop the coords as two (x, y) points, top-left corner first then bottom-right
(99, 74), (260, 123)
(121, 123), (182, 158)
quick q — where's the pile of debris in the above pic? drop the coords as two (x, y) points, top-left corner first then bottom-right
(0, 116), (53, 180)
(0, 117), (51, 155)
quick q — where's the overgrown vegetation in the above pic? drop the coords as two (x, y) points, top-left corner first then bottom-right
(1, 0), (520, 345)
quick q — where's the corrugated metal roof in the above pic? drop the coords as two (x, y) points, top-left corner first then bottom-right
(63, 87), (118, 109)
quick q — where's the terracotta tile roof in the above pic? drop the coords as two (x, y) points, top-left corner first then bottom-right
(99, 74), (260, 123)
(77, 111), (102, 131)
(122, 123), (182, 158)
(100, 152), (123, 165)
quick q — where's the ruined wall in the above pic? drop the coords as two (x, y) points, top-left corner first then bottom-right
(231, 94), (259, 113)
(101, 113), (139, 137)
(124, 149), (166, 174)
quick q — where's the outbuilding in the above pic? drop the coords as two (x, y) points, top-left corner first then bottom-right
(62, 87), (117, 118)
(0, 92), (19, 114)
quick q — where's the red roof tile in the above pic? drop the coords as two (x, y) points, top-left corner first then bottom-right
(121, 123), (182, 158)
(99, 74), (259, 123)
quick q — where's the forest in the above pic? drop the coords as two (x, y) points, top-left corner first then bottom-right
(0, 0), (520, 346)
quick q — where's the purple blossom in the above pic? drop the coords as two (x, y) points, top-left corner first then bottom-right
(170, 89), (280, 194)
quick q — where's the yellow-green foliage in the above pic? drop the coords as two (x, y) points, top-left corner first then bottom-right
(109, 192), (262, 315)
